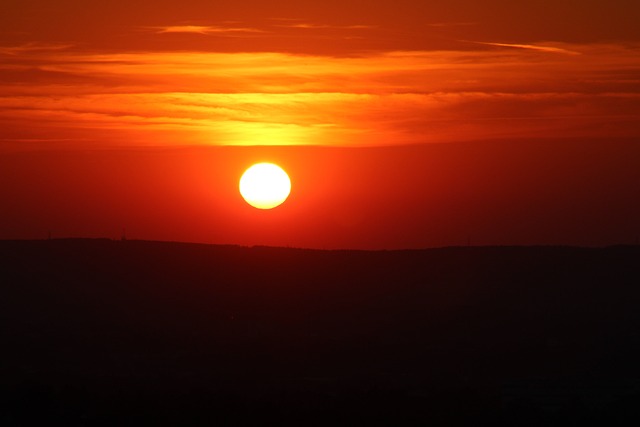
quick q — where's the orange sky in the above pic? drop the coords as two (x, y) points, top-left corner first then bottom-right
(1, 1), (639, 248)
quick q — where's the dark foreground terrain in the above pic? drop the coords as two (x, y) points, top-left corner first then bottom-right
(1, 239), (639, 425)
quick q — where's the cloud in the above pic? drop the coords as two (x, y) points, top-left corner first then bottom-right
(0, 44), (638, 148)
(274, 22), (375, 30)
(0, 42), (74, 56)
(466, 41), (581, 55)
(151, 25), (264, 35)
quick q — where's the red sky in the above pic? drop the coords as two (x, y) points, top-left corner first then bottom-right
(1, 0), (639, 248)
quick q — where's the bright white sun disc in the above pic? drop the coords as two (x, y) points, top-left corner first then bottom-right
(239, 163), (291, 209)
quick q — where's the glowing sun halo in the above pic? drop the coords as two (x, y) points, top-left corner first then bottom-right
(239, 163), (291, 209)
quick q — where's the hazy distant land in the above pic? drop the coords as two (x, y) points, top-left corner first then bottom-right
(1, 239), (639, 425)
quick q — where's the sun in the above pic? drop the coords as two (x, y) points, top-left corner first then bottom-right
(239, 163), (291, 209)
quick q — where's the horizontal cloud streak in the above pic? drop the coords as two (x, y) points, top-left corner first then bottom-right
(0, 43), (75, 55)
(467, 41), (581, 55)
(275, 23), (375, 30)
(152, 25), (265, 35)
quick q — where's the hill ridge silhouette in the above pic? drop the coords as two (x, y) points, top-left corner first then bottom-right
(1, 239), (639, 425)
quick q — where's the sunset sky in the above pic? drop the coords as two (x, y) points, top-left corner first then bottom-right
(1, 0), (639, 248)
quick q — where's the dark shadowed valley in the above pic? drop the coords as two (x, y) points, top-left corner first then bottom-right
(1, 239), (640, 425)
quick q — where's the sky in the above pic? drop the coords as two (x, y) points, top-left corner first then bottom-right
(1, 0), (639, 248)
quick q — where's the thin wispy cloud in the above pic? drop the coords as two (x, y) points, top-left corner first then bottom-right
(467, 40), (581, 55)
(275, 22), (375, 30)
(151, 25), (265, 35)
(0, 42), (74, 55)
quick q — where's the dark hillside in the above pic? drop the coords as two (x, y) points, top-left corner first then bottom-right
(1, 240), (639, 425)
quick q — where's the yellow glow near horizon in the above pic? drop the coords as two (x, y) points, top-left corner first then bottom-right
(239, 163), (291, 209)
(2, 46), (640, 149)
